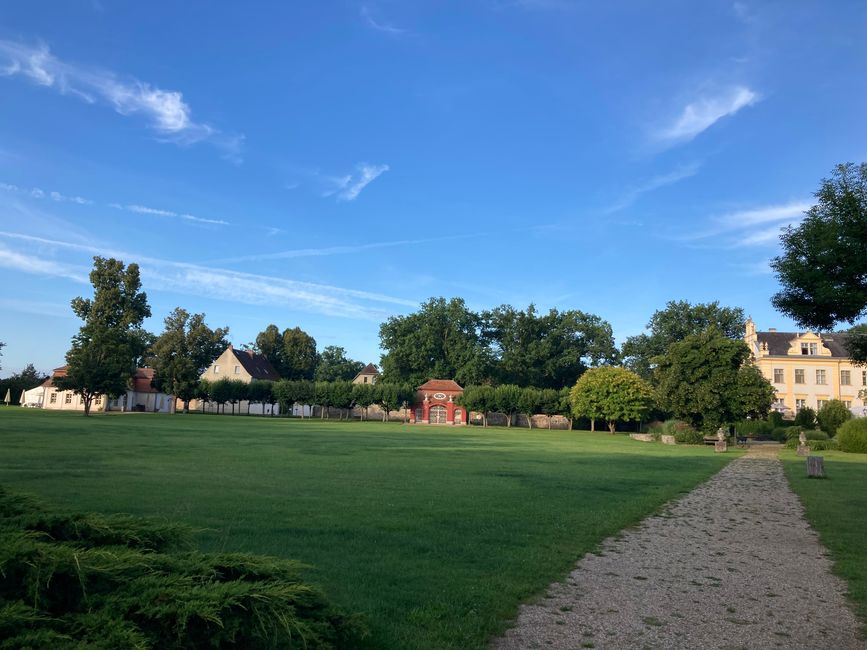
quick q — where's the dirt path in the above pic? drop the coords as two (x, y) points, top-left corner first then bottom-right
(492, 446), (864, 649)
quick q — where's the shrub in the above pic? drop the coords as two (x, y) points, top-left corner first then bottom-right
(784, 437), (839, 451)
(0, 485), (364, 649)
(735, 420), (773, 437)
(768, 411), (785, 428)
(785, 429), (828, 441)
(836, 418), (867, 454)
(793, 406), (817, 429)
(770, 426), (796, 442)
(816, 399), (853, 437)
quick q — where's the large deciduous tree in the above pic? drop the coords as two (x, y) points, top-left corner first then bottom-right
(0, 363), (48, 406)
(314, 346), (364, 382)
(654, 329), (774, 431)
(570, 366), (652, 433)
(149, 308), (229, 412)
(379, 297), (491, 386)
(56, 257), (151, 416)
(282, 327), (319, 380)
(771, 163), (867, 364)
(621, 300), (745, 378)
(483, 304), (617, 388)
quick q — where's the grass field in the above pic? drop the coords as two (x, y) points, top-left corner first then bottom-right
(782, 449), (867, 631)
(0, 409), (735, 649)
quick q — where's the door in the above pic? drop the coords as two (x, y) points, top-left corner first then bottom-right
(430, 405), (447, 424)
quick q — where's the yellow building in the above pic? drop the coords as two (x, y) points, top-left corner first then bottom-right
(190, 344), (281, 414)
(745, 318), (867, 418)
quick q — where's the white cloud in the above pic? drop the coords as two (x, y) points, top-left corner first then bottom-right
(0, 230), (414, 320)
(0, 182), (92, 204)
(655, 86), (759, 144)
(0, 38), (242, 158)
(323, 163), (390, 201)
(120, 203), (229, 225)
(680, 200), (810, 247)
(0, 244), (88, 282)
(361, 5), (406, 35)
(604, 162), (700, 213)
(180, 213), (229, 226)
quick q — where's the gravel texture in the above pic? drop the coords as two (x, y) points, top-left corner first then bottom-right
(492, 446), (865, 649)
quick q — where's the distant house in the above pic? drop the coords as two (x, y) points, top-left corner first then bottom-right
(352, 363), (379, 385)
(40, 366), (174, 413)
(195, 344), (281, 415)
(409, 379), (466, 425)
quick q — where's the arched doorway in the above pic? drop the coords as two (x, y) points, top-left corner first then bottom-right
(430, 405), (447, 424)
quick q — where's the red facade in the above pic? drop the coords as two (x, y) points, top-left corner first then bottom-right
(408, 379), (466, 425)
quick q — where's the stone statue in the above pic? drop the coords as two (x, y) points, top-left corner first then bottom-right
(717, 427), (727, 442)
(799, 430), (807, 446)
(797, 429), (810, 456)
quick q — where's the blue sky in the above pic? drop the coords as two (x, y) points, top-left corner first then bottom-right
(1, 1), (865, 375)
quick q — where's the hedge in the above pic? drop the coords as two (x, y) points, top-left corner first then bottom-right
(836, 418), (867, 454)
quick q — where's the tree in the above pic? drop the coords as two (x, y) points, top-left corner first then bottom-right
(539, 388), (561, 429)
(149, 308), (229, 412)
(654, 330), (773, 431)
(282, 327), (319, 380)
(209, 379), (233, 414)
(621, 301), (745, 378)
(197, 379), (212, 413)
(379, 297), (492, 386)
(493, 384), (523, 428)
(352, 382), (376, 420)
(56, 257), (151, 416)
(570, 366), (652, 433)
(736, 364), (777, 421)
(517, 387), (542, 429)
(771, 163), (867, 364)
(255, 325), (286, 376)
(0, 363), (48, 406)
(247, 379), (272, 415)
(315, 346), (364, 382)
(817, 399), (853, 437)
(557, 387), (574, 430)
(458, 385), (496, 427)
(228, 379), (248, 415)
(329, 380), (355, 419)
(794, 406), (817, 429)
(483, 305), (617, 388)
(374, 383), (404, 422)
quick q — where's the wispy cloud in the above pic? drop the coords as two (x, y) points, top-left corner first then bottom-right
(112, 202), (231, 226)
(604, 162), (701, 213)
(0, 231), (414, 320)
(0, 38), (243, 161)
(322, 163), (389, 201)
(680, 200), (811, 247)
(214, 232), (485, 264)
(360, 5), (406, 35)
(1, 182), (92, 205)
(654, 86), (759, 145)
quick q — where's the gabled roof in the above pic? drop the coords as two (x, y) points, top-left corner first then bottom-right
(417, 379), (464, 392)
(230, 347), (280, 380)
(356, 363), (379, 376)
(42, 366), (68, 387)
(756, 331), (852, 358)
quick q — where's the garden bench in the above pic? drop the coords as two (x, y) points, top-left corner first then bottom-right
(736, 436), (750, 448)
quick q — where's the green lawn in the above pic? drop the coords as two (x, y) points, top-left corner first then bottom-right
(0, 409), (734, 649)
(782, 449), (867, 631)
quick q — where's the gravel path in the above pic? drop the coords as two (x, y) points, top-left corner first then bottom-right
(492, 446), (864, 649)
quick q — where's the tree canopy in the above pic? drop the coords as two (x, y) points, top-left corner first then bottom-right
(314, 346), (364, 382)
(254, 325), (319, 379)
(149, 308), (229, 411)
(621, 300), (745, 378)
(771, 163), (867, 364)
(654, 329), (774, 431)
(569, 366), (652, 433)
(56, 257), (151, 415)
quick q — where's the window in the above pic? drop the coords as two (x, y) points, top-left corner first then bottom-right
(816, 369), (827, 385)
(64, 393), (72, 404)
(843, 400), (851, 409)
(234, 365), (240, 375)
(796, 399), (806, 411)
(817, 399), (828, 410)
(214, 365), (220, 374)
(801, 342), (818, 355)
(795, 369), (805, 384)
(94, 396), (102, 405)
(49, 392), (57, 404)
(773, 368), (784, 383)
(863, 370), (867, 386)
(773, 398), (785, 408)
(841, 370), (851, 385)
(363, 376), (368, 384)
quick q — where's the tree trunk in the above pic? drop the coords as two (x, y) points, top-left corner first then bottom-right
(569, 417), (573, 430)
(608, 420), (616, 434)
(506, 412), (512, 428)
(547, 416), (552, 430)
(483, 412), (488, 428)
(183, 400), (190, 414)
(590, 418), (595, 432)
(526, 414), (532, 429)
(83, 394), (91, 417)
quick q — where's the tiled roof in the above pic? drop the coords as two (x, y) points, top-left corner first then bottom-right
(42, 366), (68, 387)
(417, 379), (464, 392)
(231, 348), (280, 380)
(756, 331), (852, 358)
(355, 363), (379, 377)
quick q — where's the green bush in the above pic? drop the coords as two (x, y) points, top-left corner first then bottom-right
(793, 406), (817, 429)
(735, 420), (773, 437)
(784, 437), (839, 451)
(785, 429), (828, 441)
(768, 411), (785, 428)
(0, 486), (364, 649)
(836, 418), (867, 454)
(770, 426), (797, 442)
(816, 399), (853, 437)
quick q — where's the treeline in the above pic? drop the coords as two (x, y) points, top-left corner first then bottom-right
(196, 378), (415, 421)
(0, 364), (47, 406)
(458, 385), (573, 428)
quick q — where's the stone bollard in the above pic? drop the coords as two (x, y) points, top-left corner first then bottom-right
(806, 455), (825, 478)
(715, 440), (727, 453)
